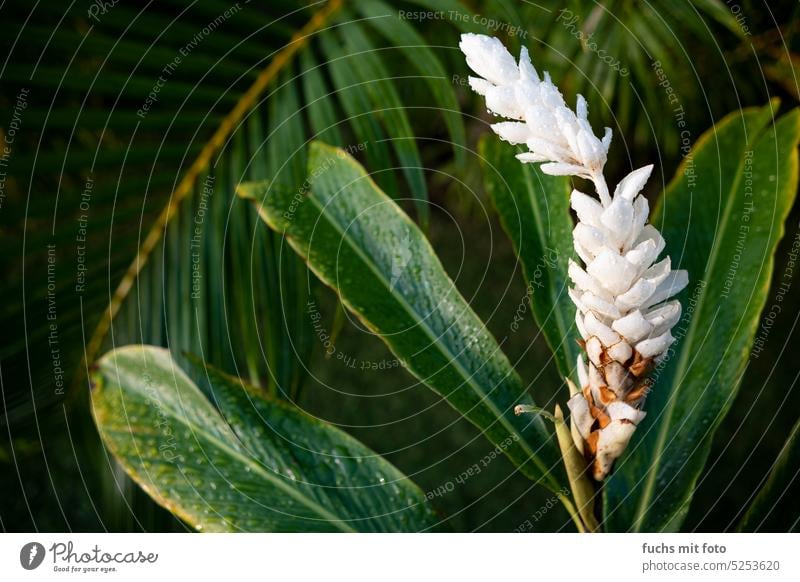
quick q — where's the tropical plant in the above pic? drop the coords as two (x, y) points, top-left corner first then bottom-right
(4, 0), (800, 533)
(92, 87), (800, 530)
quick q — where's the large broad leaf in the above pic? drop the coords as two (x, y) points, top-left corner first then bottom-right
(480, 136), (579, 380)
(238, 142), (565, 493)
(604, 104), (800, 531)
(91, 345), (438, 532)
(737, 416), (800, 532)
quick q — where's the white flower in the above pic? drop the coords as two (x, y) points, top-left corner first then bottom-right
(566, 163), (687, 480)
(459, 33), (613, 199)
(461, 34), (688, 481)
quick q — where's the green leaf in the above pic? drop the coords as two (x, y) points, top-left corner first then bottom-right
(335, 18), (430, 227)
(300, 48), (344, 147)
(238, 141), (565, 492)
(479, 136), (579, 380)
(356, 0), (467, 167)
(91, 345), (438, 532)
(319, 31), (397, 199)
(604, 104), (800, 532)
(687, 0), (749, 38)
(738, 417), (800, 532)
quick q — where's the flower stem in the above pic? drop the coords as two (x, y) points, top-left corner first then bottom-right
(559, 493), (588, 533)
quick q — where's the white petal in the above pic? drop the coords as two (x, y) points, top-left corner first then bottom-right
(568, 393), (593, 438)
(526, 136), (574, 162)
(485, 85), (523, 119)
(568, 393), (592, 453)
(555, 107), (581, 157)
(576, 116), (594, 136)
(625, 238), (659, 272)
(594, 421), (637, 480)
(587, 249), (638, 295)
(615, 278), (657, 311)
(584, 311), (621, 346)
(568, 287), (587, 313)
(516, 152), (548, 163)
(514, 79), (540, 110)
(577, 129), (605, 171)
(634, 224), (666, 256)
(603, 362), (628, 394)
(491, 121), (530, 144)
(571, 190), (604, 228)
(459, 33), (519, 86)
(607, 340), (632, 364)
(606, 401), (646, 424)
(539, 72), (566, 109)
(581, 291), (621, 320)
(574, 223), (607, 257)
(588, 361), (604, 390)
(569, 260), (611, 299)
(654, 352), (669, 365)
(624, 195), (650, 251)
(518, 45), (539, 82)
(576, 94), (588, 120)
(614, 165), (654, 201)
(541, 162), (586, 176)
(523, 105), (561, 140)
(643, 257), (671, 286)
(574, 240), (593, 265)
(467, 76), (494, 96)
(644, 269), (688, 308)
(575, 309), (588, 339)
(601, 127), (613, 151)
(612, 310), (653, 343)
(645, 300), (682, 336)
(636, 330), (675, 358)
(601, 196), (635, 248)
(586, 335), (603, 366)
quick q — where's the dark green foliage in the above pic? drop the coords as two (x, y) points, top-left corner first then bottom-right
(3, 0), (800, 533)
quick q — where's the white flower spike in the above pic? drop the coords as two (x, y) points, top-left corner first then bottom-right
(461, 33), (688, 481)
